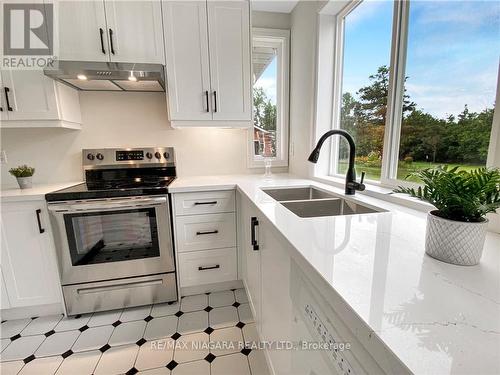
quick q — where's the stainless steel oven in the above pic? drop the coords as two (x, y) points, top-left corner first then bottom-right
(48, 196), (174, 285)
(46, 147), (178, 316)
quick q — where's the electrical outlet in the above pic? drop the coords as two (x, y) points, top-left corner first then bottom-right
(0, 150), (7, 164)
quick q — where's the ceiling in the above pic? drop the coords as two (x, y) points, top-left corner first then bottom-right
(252, 0), (299, 13)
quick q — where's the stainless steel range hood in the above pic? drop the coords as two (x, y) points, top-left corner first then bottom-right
(44, 61), (165, 92)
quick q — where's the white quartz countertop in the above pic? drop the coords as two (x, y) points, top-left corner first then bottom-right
(0, 182), (82, 202)
(170, 173), (500, 375)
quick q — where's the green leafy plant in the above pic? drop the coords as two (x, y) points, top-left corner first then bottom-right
(9, 165), (35, 178)
(393, 166), (500, 222)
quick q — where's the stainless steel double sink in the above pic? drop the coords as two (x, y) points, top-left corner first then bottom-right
(262, 187), (385, 218)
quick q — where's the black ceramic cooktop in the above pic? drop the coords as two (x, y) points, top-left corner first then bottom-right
(45, 167), (176, 202)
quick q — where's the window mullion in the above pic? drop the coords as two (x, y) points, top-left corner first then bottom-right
(381, 0), (410, 183)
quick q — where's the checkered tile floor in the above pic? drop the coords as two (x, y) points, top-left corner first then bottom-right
(0, 289), (270, 375)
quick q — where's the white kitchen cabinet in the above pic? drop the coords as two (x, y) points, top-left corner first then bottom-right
(178, 247), (237, 287)
(174, 212), (237, 253)
(259, 215), (295, 374)
(162, 0), (251, 127)
(173, 190), (238, 289)
(0, 201), (61, 308)
(0, 70), (81, 129)
(53, 0), (109, 62)
(105, 1), (165, 64)
(53, 0), (164, 64)
(163, 1), (212, 121)
(238, 191), (295, 373)
(207, 1), (251, 121)
(238, 193), (262, 327)
(0, 268), (11, 310)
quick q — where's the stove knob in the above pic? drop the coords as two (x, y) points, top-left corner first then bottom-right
(163, 152), (170, 159)
(146, 152), (153, 159)
(87, 153), (95, 160)
(96, 153), (104, 161)
(154, 152), (161, 159)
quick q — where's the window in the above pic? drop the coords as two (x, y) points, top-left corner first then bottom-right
(326, 0), (499, 185)
(396, 1), (499, 182)
(336, 1), (394, 181)
(250, 28), (290, 167)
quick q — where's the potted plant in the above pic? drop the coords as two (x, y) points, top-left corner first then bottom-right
(394, 166), (500, 266)
(9, 165), (35, 189)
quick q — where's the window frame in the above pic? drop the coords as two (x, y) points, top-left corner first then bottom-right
(248, 28), (290, 168)
(326, 0), (500, 190)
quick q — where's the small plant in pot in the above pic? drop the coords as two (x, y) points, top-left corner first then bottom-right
(9, 165), (35, 189)
(394, 166), (500, 266)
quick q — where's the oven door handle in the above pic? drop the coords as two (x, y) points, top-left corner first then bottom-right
(47, 197), (167, 212)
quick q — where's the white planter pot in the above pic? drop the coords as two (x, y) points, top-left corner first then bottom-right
(16, 176), (33, 189)
(425, 211), (488, 266)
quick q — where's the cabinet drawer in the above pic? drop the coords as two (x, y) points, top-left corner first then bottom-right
(174, 190), (235, 216)
(178, 248), (237, 287)
(62, 273), (177, 316)
(175, 213), (236, 252)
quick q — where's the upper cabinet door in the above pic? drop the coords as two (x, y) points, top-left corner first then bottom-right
(163, 1), (212, 121)
(105, 1), (165, 64)
(207, 0), (251, 121)
(54, 0), (109, 61)
(1, 70), (59, 121)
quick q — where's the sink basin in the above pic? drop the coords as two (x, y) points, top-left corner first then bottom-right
(280, 198), (384, 218)
(262, 187), (336, 201)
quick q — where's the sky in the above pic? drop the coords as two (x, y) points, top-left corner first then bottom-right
(342, 0), (500, 119)
(254, 57), (278, 104)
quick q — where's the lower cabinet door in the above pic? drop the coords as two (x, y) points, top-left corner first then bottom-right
(178, 247), (237, 287)
(0, 201), (61, 308)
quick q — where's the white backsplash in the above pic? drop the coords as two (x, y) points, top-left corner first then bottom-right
(0, 91), (263, 188)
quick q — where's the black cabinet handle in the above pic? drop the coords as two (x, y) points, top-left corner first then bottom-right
(198, 264), (220, 271)
(4, 87), (13, 111)
(109, 29), (115, 55)
(205, 90), (209, 112)
(194, 201), (217, 206)
(36, 209), (45, 234)
(99, 28), (106, 54)
(251, 216), (259, 251)
(213, 91), (217, 113)
(196, 230), (219, 236)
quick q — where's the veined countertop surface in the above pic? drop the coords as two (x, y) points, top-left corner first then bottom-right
(0, 182), (82, 202)
(170, 173), (500, 375)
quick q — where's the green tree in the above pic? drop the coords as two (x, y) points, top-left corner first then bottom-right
(253, 87), (276, 132)
(356, 65), (416, 125)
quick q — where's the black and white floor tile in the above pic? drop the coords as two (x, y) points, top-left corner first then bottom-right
(0, 288), (269, 375)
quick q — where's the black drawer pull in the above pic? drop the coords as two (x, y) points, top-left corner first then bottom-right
(4, 87), (13, 111)
(109, 28), (115, 54)
(194, 201), (217, 206)
(251, 216), (259, 251)
(198, 264), (220, 271)
(99, 28), (106, 54)
(196, 230), (219, 236)
(36, 209), (45, 234)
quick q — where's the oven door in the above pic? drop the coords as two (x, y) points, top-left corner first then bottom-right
(48, 196), (175, 285)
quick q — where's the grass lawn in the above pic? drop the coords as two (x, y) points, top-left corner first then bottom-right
(339, 161), (483, 182)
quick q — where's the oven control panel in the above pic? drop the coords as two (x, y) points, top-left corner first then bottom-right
(83, 147), (175, 169)
(116, 150), (144, 161)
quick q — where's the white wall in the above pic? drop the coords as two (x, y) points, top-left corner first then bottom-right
(288, 1), (326, 177)
(0, 92), (252, 187)
(252, 10), (291, 29)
